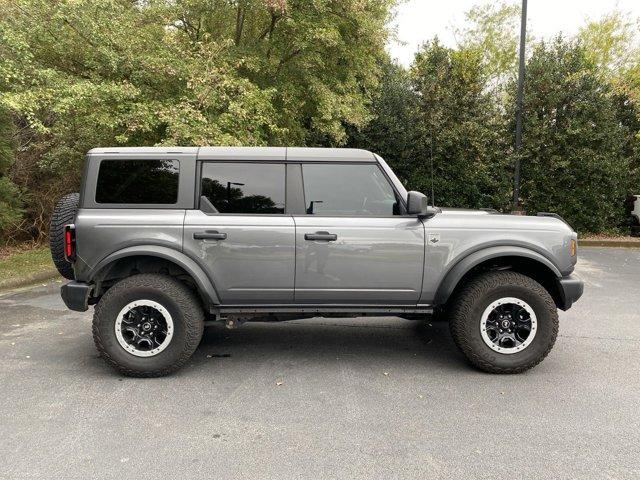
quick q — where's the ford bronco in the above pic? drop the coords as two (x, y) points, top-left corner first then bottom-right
(50, 147), (584, 377)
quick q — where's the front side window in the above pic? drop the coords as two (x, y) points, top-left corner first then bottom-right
(302, 163), (400, 216)
(200, 162), (285, 214)
(96, 159), (179, 204)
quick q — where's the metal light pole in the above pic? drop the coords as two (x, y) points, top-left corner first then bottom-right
(513, 0), (527, 212)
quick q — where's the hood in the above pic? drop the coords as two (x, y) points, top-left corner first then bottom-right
(438, 207), (492, 215)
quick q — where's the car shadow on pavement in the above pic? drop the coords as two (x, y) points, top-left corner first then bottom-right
(186, 318), (470, 374)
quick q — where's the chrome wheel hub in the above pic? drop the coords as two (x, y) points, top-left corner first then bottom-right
(115, 300), (174, 357)
(480, 297), (537, 354)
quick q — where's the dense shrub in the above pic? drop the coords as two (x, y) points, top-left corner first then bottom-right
(349, 37), (640, 233)
(515, 39), (634, 232)
(0, 108), (22, 238)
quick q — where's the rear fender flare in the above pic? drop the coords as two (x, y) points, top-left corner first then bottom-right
(88, 245), (220, 307)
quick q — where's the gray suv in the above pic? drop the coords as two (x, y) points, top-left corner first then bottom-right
(50, 147), (583, 377)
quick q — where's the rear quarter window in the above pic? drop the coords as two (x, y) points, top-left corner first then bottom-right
(96, 159), (180, 204)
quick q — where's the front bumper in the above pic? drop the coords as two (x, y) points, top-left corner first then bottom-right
(60, 281), (93, 312)
(558, 274), (584, 310)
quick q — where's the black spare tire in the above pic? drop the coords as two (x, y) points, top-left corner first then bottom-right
(49, 192), (79, 280)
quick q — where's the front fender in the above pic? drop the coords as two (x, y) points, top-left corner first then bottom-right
(432, 246), (562, 306)
(87, 245), (221, 307)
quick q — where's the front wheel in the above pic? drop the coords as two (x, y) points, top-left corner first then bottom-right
(93, 273), (204, 377)
(449, 271), (559, 374)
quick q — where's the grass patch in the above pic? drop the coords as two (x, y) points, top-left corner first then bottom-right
(0, 245), (57, 289)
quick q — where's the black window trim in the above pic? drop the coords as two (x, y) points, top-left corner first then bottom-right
(94, 157), (181, 207)
(196, 160), (289, 216)
(296, 161), (410, 218)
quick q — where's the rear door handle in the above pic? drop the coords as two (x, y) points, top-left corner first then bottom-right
(193, 230), (227, 240)
(304, 231), (337, 241)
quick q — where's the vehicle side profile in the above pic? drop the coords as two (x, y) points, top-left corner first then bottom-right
(50, 147), (584, 377)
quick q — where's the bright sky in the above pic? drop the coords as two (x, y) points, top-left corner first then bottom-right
(389, 0), (640, 66)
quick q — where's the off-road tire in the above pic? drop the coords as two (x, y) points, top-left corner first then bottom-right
(449, 271), (559, 374)
(93, 273), (204, 377)
(49, 192), (80, 280)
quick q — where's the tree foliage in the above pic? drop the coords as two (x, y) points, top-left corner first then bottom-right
(515, 38), (633, 232)
(0, 107), (22, 234)
(350, 34), (640, 232)
(454, 1), (522, 94)
(1, 0), (640, 238)
(0, 0), (394, 238)
(346, 59), (417, 183)
(409, 40), (511, 209)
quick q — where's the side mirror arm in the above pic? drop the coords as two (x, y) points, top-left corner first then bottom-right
(418, 205), (441, 219)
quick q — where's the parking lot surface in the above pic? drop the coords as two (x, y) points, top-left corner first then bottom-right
(0, 247), (639, 479)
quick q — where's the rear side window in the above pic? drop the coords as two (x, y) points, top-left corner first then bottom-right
(96, 159), (180, 204)
(200, 162), (285, 214)
(302, 163), (400, 215)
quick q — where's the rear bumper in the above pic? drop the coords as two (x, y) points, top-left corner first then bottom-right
(60, 281), (93, 312)
(558, 274), (584, 311)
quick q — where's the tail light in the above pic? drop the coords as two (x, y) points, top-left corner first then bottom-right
(64, 224), (76, 261)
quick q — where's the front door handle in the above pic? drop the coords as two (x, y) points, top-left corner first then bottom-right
(193, 230), (227, 240)
(304, 231), (337, 241)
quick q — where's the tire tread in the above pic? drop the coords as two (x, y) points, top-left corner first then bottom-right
(449, 271), (558, 374)
(92, 273), (204, 377)
(49, 193), (79, 280)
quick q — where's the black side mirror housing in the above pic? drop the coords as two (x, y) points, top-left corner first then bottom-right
(407, 191), (439, 218)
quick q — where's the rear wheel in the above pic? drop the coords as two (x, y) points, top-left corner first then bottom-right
(49, 192), (79, 280)
(93, 273), (204, 377)
(449, 271), (558, 374)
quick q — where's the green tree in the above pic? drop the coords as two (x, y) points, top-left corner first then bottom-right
(516, 37), (631, 232)
(578, 11), (640, 191)
(0, 108), (22, 237)
(454, 1), (522, 94)
(346, 59), (418, 183)
(0, 0), (396, 238)
(578, 10), (638, 76)
(409, 40), (511, 210)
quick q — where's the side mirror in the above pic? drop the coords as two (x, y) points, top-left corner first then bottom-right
(407, 191), (428, 216)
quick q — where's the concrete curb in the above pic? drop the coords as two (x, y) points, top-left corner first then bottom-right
(0, 269), (61, 293)
(579, 239), (640, 248)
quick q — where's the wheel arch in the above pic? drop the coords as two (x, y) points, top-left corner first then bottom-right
(88, 246), (220, 308)
(434, 246), (564, 309)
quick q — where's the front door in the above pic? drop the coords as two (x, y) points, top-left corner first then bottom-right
(293, 163), (425, 304)
(183, 161), (295, 304)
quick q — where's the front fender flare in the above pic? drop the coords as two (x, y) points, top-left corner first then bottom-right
(88, 245), (220, 307)
(433, 246), (562, 306)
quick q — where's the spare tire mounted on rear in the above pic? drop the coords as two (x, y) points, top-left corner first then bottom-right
(49, 192), (79, 280)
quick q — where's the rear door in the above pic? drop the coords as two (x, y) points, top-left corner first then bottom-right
(183, 157), (295, 304)
(293, 162), (425, 305)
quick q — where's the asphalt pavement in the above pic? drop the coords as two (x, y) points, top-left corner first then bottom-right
(0, 247), (638, 479)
